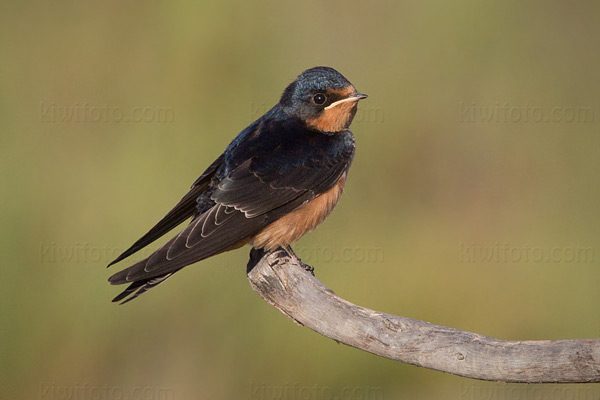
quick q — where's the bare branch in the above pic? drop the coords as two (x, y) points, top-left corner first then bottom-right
(246, 249), (600, 383)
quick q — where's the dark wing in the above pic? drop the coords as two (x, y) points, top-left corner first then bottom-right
(107, 154), (223, 267)
(108, 137), (353, 303)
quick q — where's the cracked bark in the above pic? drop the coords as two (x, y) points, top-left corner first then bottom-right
(246, 248), (600, 383)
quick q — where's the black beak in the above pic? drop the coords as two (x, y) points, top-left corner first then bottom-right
(324, 92), (369, 110)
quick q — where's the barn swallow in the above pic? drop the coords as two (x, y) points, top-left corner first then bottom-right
(108, 66), (367, 303)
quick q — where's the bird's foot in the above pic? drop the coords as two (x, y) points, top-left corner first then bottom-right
(248, 246), (315, 276)
(285, 245), (315, 276)
(299, 261), (315, 275)
(268, 249), (289, 267)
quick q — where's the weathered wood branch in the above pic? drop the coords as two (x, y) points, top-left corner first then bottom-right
(246, 248), (600, 383)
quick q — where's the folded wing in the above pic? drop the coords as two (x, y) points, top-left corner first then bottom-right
(108, 132), (354, 303)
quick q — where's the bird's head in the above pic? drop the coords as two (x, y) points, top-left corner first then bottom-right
(280, 66), (367, 134)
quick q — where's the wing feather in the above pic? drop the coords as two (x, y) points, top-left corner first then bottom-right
(108, 125), (355, 302)
(107, 154), (223, 267)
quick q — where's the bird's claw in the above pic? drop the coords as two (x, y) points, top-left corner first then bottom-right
(299, 261), (315, 276)
(282, 245), (315, 276)
(268, 256), (282, 267)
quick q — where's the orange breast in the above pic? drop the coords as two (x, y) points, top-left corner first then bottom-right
(306, 102), (357, 133)
(252, 174), (347, 250)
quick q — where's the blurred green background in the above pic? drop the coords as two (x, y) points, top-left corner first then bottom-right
(2, 1), (599, 399)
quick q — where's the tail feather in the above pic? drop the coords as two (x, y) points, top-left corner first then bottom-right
(112, 272), (177, 304)
(107, 185), (205, 268)
(107, 154), (223, 267)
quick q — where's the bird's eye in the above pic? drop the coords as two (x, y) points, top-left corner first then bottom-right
(313, 93), (327, 105)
